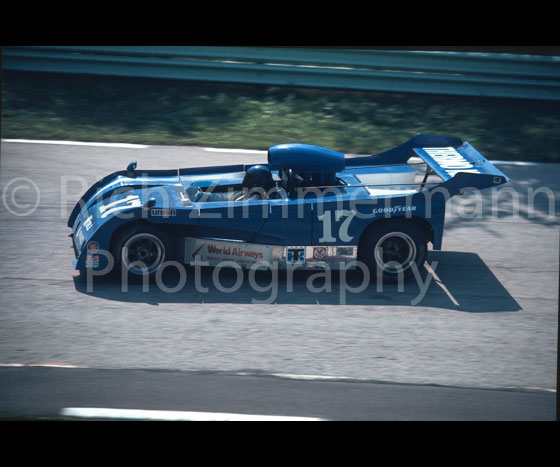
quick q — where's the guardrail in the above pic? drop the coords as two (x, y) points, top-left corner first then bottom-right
(3, 46), (560, 100)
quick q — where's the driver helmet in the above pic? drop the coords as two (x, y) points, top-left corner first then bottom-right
(242, 165), (274, 191)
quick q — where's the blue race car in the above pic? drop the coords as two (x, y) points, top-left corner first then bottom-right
(68, 134), (509, 283)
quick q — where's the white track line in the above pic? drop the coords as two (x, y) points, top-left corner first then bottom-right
(522, 386), (556, 393)
(0, 362), (84, 368)
(489, 160), (539, 166)
(270, 373), (368, 382)
(2, 139), (149, 148)
(2, 140), (544, 165)
(3, 364), (555, 394)
(202, 147), (267, 155)
(60, 407), (324, 421)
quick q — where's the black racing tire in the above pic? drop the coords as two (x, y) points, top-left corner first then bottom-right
(358, 219), (427, 283)
(112, 223), (172, 283)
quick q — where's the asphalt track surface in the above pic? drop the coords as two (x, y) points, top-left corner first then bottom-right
(0, 140), (557, 420)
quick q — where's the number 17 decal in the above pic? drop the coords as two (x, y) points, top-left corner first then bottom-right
(318, 209), (357, 243)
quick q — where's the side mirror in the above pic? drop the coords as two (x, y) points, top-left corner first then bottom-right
(127, 161), (137, 178)
(144, 197), (156, 208)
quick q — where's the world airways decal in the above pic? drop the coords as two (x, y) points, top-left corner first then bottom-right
(185, 237), (272, 265)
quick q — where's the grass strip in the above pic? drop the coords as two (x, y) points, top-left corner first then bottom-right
(2, 70), (559, 162)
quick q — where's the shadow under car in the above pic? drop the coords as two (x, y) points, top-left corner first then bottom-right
(73, 250), (521, 313)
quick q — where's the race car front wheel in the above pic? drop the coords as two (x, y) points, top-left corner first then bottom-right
(112, 224), (170, 282)
(358, 219), (427, 283)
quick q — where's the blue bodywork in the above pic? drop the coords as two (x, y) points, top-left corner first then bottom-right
(68, 134), (509, 273)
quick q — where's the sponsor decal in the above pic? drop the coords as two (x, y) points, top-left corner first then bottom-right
(85, 254), (99, 268)
(336, 246), (354, 256)
(83, 215), (93, 231)
(184, 238), (358, 270)
(423, 147), (481, 177)
(191, 244), (205, 260)
(372, 205), (417, 215)
(151, 208), (176, 217)
(87, 241), (99, 253)
(207, 243), (264, 261)
(85, 241), (100, 268)
(312, 246), (327, 261)
(75, 228), (85, 249)
(286, 247), (306, 265)
(185, 238), (272, 266)
(326, 246), (356, 265)
(306, 261), (327, 269)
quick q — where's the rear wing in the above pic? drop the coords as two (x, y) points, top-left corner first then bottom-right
(413, 142), (510, 194)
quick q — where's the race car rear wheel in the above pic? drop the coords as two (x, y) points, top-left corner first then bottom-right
(112, 224), (171, 282)
(358, 219), (427, 283)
